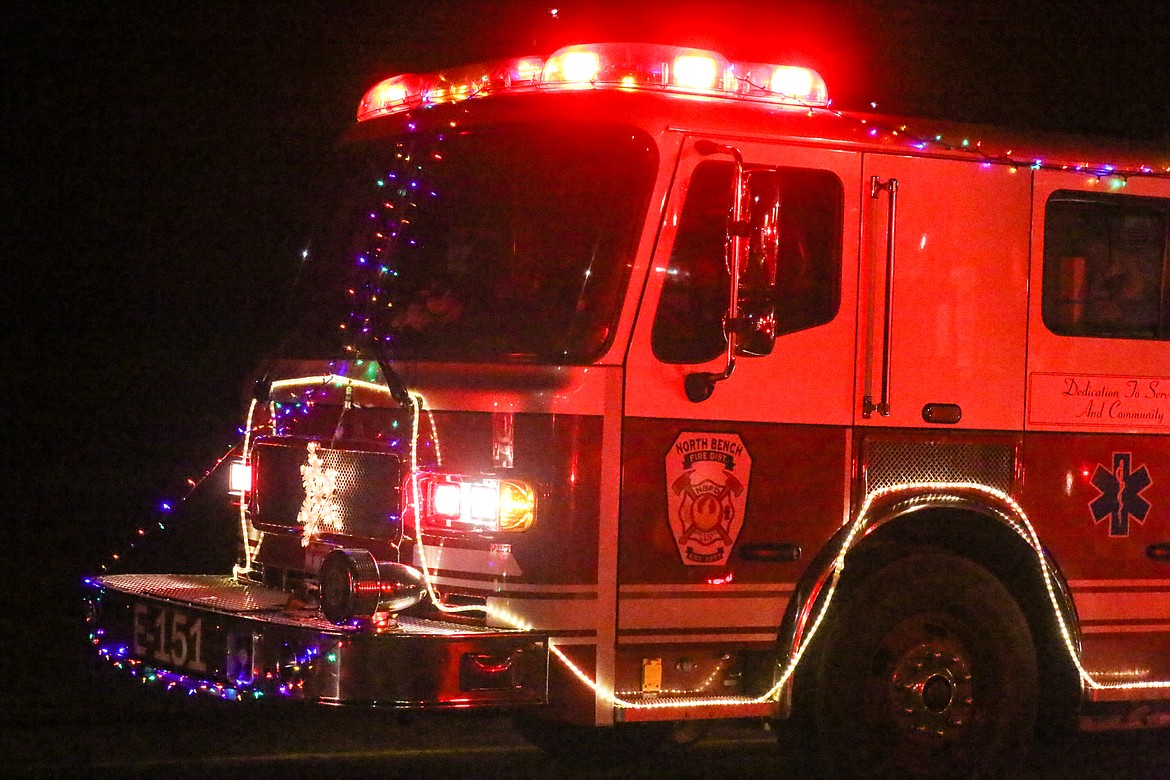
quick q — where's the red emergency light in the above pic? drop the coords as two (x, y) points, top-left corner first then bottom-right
(357, 42), (829, 122)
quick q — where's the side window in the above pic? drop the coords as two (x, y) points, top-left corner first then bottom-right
(1042, 191), (1169, 341)
(651, 161), (844, 364)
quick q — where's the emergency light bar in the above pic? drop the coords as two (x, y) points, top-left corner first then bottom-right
(357, 42), (829, 121)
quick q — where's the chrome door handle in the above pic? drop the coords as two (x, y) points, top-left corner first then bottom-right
(864, 176), (898, 418)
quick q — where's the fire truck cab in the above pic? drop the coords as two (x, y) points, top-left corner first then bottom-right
(86, 42), (1170, 777)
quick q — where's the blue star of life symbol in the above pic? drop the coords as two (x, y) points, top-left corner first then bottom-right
(1089, 453), (1153, 537)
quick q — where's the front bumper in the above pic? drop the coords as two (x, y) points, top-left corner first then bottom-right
(84, 573), (548, 707)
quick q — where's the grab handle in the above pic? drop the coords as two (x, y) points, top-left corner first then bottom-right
(864, 176), (898, 418)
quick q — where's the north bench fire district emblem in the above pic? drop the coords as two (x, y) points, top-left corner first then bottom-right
(666, 432), (752, 566)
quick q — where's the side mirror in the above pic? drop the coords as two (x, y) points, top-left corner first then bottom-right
(735, 170), (780, 357)
(684, 141), (781, 402)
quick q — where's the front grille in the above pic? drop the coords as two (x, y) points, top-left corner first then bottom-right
(251, 437), (401, 540)
(864, 438), (1014, 494)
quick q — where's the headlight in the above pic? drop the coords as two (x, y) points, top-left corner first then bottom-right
(412, 472), (536, 533)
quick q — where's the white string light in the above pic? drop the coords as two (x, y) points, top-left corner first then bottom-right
(407, 391), (484, 618)
(403, 407), (1170, 706)
(530, 481), (1170, 710)
(232, 397), (261, 577)
(243, 382), (1168, 707)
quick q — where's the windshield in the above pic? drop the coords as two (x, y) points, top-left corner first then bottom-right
(285, 122), (657, 364)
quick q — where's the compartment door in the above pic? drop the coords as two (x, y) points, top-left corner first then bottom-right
(1023, 170), (1170, 692)
(856, 155), (1030, 431)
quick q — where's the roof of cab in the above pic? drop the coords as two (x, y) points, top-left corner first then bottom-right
(346, 86), (1170, 180)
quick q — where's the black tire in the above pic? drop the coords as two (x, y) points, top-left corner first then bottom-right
(812, 551), (1038, 779)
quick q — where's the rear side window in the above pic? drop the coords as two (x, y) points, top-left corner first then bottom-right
(1043, 191), (1170, 341)
(652, 161), (843, 364)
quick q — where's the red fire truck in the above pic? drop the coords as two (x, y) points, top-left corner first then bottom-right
(86, 42), (1170, 777)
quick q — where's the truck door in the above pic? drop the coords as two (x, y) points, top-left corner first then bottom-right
(856, 154), (1031, 433)
(617, 138), (861, 698)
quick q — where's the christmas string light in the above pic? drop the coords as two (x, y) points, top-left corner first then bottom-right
(526, 482), (1170, 711)
(397, 399), (1170, 711)
(88, 111), (1168, 716)
(789, 97), (1170, 181)
(233, 397), (261, 576)
(84, 389), (465, 703)
(851, 114), (1168, 181)
(398, 392), (1170, 712)
(86, 582), (330, 702)
(92, 109), (1166, 704)
(90, 639), (303, 702)
(91, 394), (1170, 707)
(99, 438), (244, 574)
(406, 391), (486, 618)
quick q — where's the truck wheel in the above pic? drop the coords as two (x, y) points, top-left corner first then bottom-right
(512, 714), (670, 766)
(812, 551), (1038, 779)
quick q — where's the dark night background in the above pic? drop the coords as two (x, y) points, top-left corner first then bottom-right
(3, 0), (1168, 730)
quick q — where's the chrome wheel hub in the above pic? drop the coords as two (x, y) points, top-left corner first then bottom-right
(890, 641), (974, 738)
